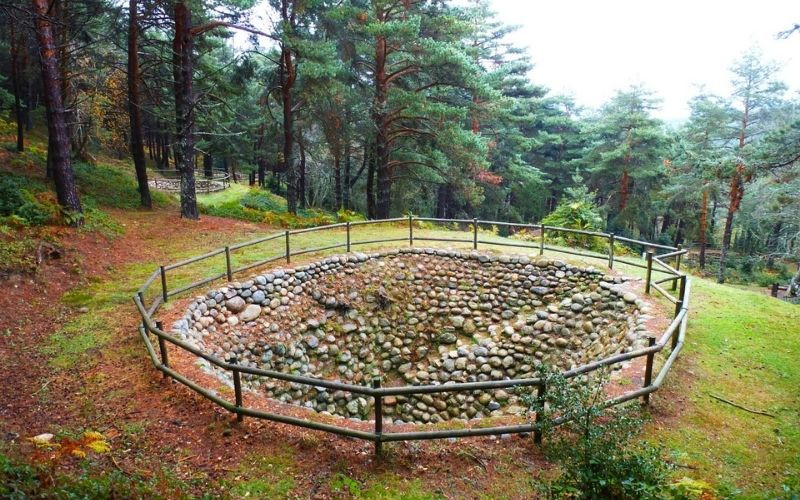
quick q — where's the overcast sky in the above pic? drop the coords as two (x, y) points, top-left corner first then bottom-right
(489, 0), (799, 123)
(235, 0), (798, 123)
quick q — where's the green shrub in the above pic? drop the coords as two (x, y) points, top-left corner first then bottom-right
(522, 368), (672, 498)
(0, 174), (58, 225)
(336, 208), (366, 223)
(240, 189), (287, 212)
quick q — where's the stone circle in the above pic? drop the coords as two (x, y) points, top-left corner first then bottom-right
(172, 248), (650, 424)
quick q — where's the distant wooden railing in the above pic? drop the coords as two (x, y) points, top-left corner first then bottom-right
(133, 217), (690, 455)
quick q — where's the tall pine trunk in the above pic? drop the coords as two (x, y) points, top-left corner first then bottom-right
(278, 0), (297, 214)
(127, 0), (152, 209)
(32, 0), (82, 224)
(203, 152), (213, 178)
(173, 1), (197, 219)
(373, 33), (391, 219)
(298, 138), (306, 209)
(10, 26), (24, 152)
(718, 170), (744, 283)
(366, 143), (376, 219)
(718, 107), (749, 283)
(343, 138), (351, 210)
(334, 151), (342, 209)
(699, 188), (708, 270)
(619, 169), (629, 212)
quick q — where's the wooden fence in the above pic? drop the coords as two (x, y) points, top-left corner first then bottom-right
(133, 216), (690, 454)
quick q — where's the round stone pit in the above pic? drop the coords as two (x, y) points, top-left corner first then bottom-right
(172, 248), (652, 425)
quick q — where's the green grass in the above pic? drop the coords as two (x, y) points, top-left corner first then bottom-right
(42, 313), (112, 370)
(330, 472), (444, 499)
(650, 279), (800, 496)
(222, 448), (296, 497)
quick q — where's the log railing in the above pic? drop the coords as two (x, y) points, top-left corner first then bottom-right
(133, 217), (689, 454)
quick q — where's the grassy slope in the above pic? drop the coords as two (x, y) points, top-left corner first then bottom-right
(653, 279), (800, 495)
(2, 126), (799, 496)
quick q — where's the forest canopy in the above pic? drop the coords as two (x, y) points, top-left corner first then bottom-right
(1, 0), (799, 286)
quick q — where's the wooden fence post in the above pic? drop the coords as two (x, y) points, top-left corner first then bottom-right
(674, 274), (687, 319)
(771, 283), (779, 297)
(408, 215), (414, 247)
(232, 361), (243, 423)
(643, 336), (656, 405)
(155, 321), (168, 379)
(346, 222), (351, 253)
(472, 218), (478, 250)
(285, 230), (291, 264)
(160, 266), (168, 302)
(645, 250), (653, 294)
(672, 244), (682, 291)
(539, 224), (545, 256)
(534, 382), (546, 444)
(373, 376), (383, 457)
(608, 233), (615, 269)
(224, 246), (233, 281)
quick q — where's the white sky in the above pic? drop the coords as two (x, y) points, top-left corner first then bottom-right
(235, 0), (798, 123)
(489, 0), (799, 123)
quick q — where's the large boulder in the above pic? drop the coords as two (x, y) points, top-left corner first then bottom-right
(239, 304), (262, 322)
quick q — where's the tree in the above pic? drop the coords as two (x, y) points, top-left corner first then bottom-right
(31, 0), (82, 224)
(127, 0), (152, 208)
(581, 87), (667, 236)
(670, 91), (734, 268)
(717, 50), (786, 283)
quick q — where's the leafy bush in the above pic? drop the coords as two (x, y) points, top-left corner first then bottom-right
(522, 368), (672, 498)
(541, 186), (604, 233)
(240, 189), (287, 212)
(336, 208), (366, 223)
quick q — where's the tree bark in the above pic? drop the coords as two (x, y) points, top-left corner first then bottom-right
(127, 0), (152, 209)
(334, 150), (342, 209)
(32, 0), (82, 224)
(173, 0), (198, 219)
(343, 137), (351, 210)
(373, 31), (391, 219)
(366, 142), (376, 219)
(619, 169), (629, 212)
(10, 25), (24, 152)
(790, 265), (800, 297)
(298, 137), (306, 209)
(203, 152), (213, 178)
(699, 188), (708, 270)
(279, 0), (297, 214)
(717, 170), (744, 283)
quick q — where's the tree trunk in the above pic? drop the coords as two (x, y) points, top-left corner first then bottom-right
(718, 171), (744, 283)
(334, 150), (342, 209)
(279, 0), (297, 214)
(203, 152), (213, 178)
(343, 138), (351, 210)
(10, 25), (24, 152)
(699, 188), (708, 270)
(127, 0), (152, 209)
(436, 184), (448, 218)
(373, 32), (391, 219)
(790, 265), (800, 297)
(298, 138), (306, 209)
(366, 142), (376, 219)
(173, 1), (197, 219)
(619, 169), (629, 212)
(32, 0), (82, 223)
